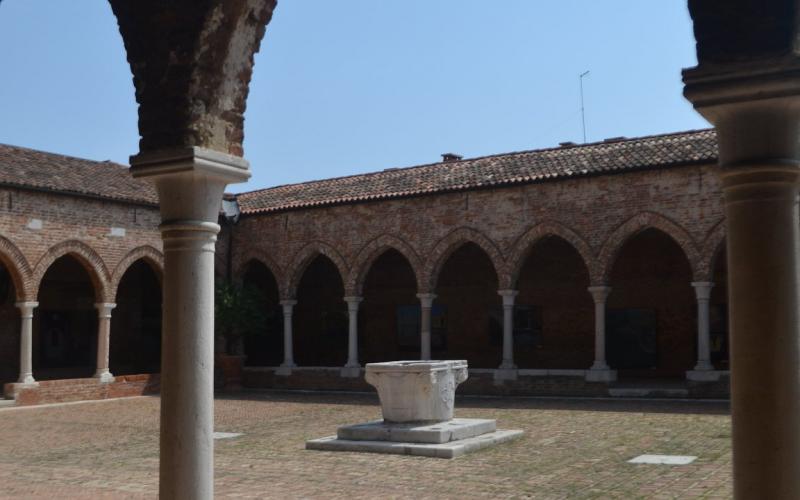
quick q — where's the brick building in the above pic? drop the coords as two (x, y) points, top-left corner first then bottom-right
(0, 128), (730, 403)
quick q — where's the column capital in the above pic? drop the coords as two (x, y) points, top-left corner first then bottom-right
(280, 299), (298, 307)
(498, 289), (519, 307)
(691, 281), (715, 300)
(416, 293), (437, 308)
(95, 302), (117, 316)
(344, 296), (363, 313)
(131, 147), (251, 224)
(587, 285), (611, 303)
(130, 146), (250, 183)
(15, 301), (38, 317)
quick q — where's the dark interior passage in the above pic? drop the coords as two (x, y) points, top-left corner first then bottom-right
(709, 247), (729, 370)
(435, 243), (501, 368)
(294, 255), (347, 366)
(241, 260), (283, 366)
(110, 260), (162, 375)
(515, 236), (593, 369)
(34, 255), (97, 380)
(0, 263), (19, 385)
(607, 229), (695, 378)
(360, 249), (419, 362)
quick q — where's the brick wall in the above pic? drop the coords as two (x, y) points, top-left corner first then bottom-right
(231, 163), (727, 373)
(0, 187), (163, 386)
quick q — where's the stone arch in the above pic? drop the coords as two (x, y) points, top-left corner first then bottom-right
(235, 247), (285, 296)
(597, 212), (701, 283)
(109, 1), (278, 155)
(0, 235), (33, 301)
(507, 221), (596, 288)
(285, 241), (349, 298)
(346, 235), (423, 295)
(698, 219), (726, 281)
(110, 246), (164, 300)
(32, 240), (111, 302)
(423, 227), (505, 291)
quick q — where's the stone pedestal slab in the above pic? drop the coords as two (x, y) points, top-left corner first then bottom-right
(306, 429), (523, 459)
(337, 418), (496, 444)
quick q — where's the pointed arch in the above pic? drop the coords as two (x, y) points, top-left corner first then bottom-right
(597, 212), (701, 283)
(235, 247), (285, 296)
(422, 227), (505, 291)
(346, 235), (423, 295)
(32, 240), (111, 302)
(0, 235), (33, 301)
(698, 219), (726, 281)
(507, 221), (596, 288)
(285, 241), (348, 298)
(110, 246), (164, 299)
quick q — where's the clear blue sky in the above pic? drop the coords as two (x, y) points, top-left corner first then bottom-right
(0, 1), (708, 191)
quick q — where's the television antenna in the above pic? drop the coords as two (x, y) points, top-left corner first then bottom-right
(579, 70), (590, 143)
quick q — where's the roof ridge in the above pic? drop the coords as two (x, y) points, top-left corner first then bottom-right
(0, 143), (128, 168)
(236, 128), (715, 198)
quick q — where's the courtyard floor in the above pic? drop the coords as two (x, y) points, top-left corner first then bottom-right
(0, 391), (731, 499)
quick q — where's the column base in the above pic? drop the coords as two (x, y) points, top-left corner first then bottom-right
(276, 363), (295, 376)
(341, 365), (362, 378)
(94, 371), (115, 384)
(585, 368), (617, 383)
(17, 374), (36, 385)
(686, 369), (725, 382)
(494, 368), (518, 382)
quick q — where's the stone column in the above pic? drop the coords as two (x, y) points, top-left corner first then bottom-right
(687, 282), (719, 381)
(130, 147), (249, 500)
(685, 62), (800, 498)
(417, 293), (436, 360)
(586, 285), (616, 382)
(497, 290), (518, 379)
(93, 302), (116, 383)
(276, 299), (297, 376)
(15, 301), (37, 385)
(342, 296), (363, 378)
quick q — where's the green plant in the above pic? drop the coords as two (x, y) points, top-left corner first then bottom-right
(215, 281), (271, 355)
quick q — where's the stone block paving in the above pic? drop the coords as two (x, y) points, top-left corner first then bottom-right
(0, 392), (731, 499)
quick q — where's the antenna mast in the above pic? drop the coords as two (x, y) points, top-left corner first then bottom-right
(579, 70), (590, 143)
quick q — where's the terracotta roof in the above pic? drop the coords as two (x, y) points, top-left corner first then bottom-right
(237, 129), (718, 214)
(0, 144), (158, 205)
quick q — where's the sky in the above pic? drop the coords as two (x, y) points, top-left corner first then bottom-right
(0, 1), (708, 191)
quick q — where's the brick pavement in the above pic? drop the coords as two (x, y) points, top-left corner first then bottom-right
(0, 392), (731, 499)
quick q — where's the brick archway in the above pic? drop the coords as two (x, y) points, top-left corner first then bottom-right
(285, 241), (349, 299)
(110, 246), (164, 300)
(0, 235), (33, 301)
(346, 235), (423, 296)
(507, 221), (596, 289)
(32, 240), (111, 302)
(698, 219), (726, 282)
(234, 247), (285, 297)
(423, 227), (506, 291)
(597, 212), (701, 283)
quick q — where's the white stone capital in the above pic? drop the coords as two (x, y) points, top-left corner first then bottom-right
(131, 147), (250, 226)
(691, 281), (715, 301)
(416, 293), (437, 308)
(497, 289), (519, 307)
(15, 301), (38, 318)
(95, 302), (117, 318)
(344, 296), (363, 312)
(587, 285), (611, 304)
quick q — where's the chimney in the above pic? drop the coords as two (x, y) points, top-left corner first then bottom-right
(441, 153), (463, 163)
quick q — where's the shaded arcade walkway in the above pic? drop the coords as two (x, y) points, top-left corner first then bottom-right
(0, 392), (730, 498)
